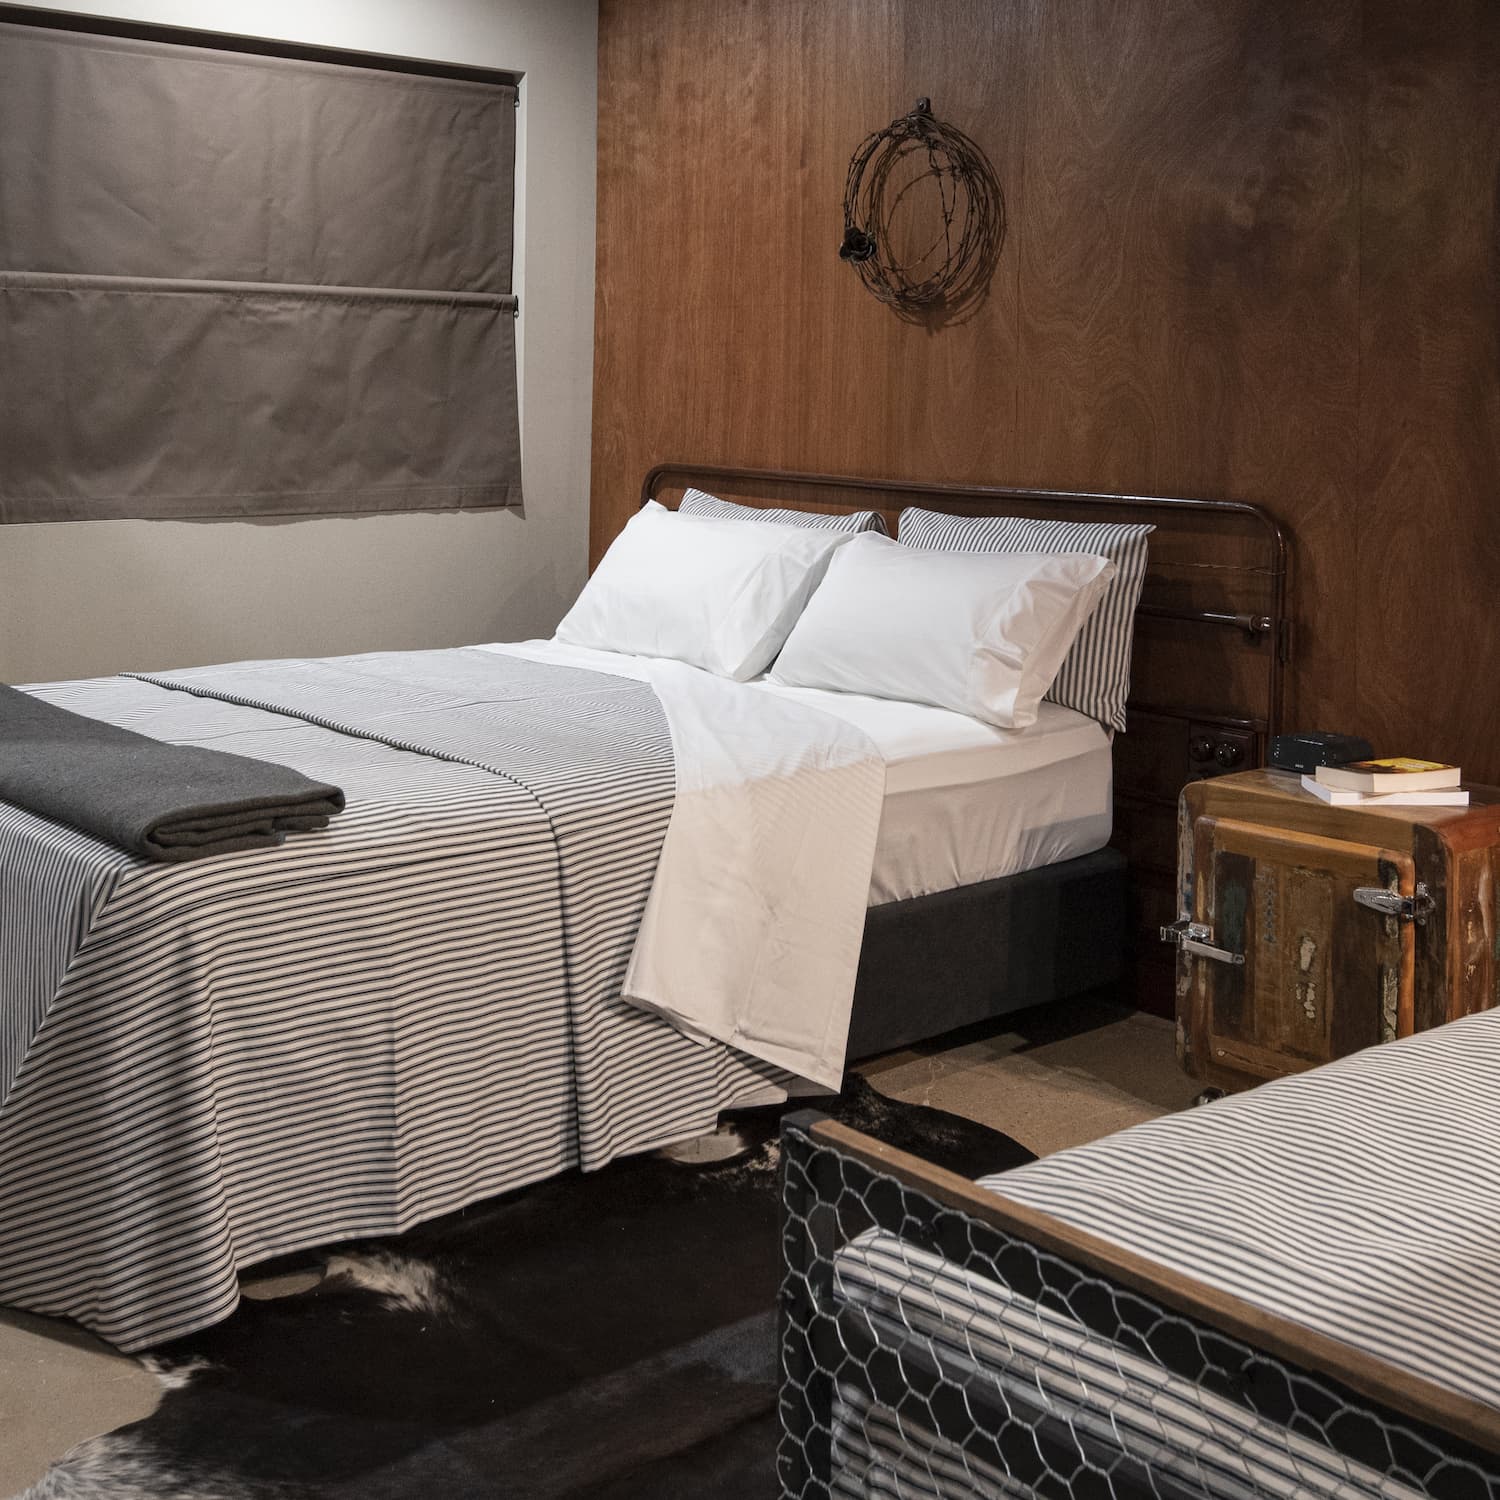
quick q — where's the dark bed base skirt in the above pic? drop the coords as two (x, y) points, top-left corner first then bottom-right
(847, 846), (1127, 1060)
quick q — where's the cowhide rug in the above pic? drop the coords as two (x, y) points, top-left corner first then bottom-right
(20, 1077), (1033, 1499)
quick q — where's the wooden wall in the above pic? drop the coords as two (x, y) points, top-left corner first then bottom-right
(592, 0), (1500, 783)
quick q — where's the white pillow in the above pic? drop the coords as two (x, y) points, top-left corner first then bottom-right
(556, 501), (857, 681)
(898, 507), (1153, 731)
(768, 533), (1117, 729)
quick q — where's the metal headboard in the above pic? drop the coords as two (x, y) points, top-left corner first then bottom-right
(641, 461), (1290, 733)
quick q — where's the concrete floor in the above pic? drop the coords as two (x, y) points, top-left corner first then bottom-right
(0, 995), (1195, 1497)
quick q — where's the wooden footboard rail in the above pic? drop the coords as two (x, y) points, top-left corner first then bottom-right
(778, 1113), (1500, 1499)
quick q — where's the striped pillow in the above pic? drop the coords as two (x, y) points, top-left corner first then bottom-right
(897, 508), (1153, 731)
(679, 488), (888, 535)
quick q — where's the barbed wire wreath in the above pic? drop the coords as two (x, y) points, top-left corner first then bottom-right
(839, 98), (1005, 321)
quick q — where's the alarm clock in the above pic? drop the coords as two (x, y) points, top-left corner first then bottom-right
(1268, 732), (1376, 776)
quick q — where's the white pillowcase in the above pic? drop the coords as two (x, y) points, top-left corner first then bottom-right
(897, 507), (1153, 731)
(769, 533), (1117, 729)
(556, 501), (857, 681)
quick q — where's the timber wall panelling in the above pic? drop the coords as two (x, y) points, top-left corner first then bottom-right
(592, 0), (1500, 785)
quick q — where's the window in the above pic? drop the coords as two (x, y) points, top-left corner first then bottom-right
(0, 16), (521, 523)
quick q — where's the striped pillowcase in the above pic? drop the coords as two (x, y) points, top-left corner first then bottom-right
(897, 507), (1153, 731)
(679, 488), (888, 535)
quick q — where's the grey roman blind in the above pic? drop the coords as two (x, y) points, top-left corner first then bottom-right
(0, 22), (521, 523)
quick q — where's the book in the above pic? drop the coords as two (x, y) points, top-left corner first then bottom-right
(1301, 774), (1469, 808)
(1314, 757), (1462, 794)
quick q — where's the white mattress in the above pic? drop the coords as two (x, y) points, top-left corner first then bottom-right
(476, 640), (1114, 905)
(756, 679), (1112, 904)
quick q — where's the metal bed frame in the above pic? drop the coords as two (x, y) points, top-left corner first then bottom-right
(778, 1112), (1500, 1499)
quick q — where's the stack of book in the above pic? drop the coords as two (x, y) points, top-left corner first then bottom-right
(1301, 758), (1468, 808)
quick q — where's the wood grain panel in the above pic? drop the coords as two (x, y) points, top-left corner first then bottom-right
(1112, 797), (1178, 878)
(1358, 4), (1500, 783)
(1128, 615), (1276, 725)
(592, 0), (1031, 565)
(1188, 811), (1413, 1084)
(595, 0), (1499, 775)
(1015, 1), (1361, 736)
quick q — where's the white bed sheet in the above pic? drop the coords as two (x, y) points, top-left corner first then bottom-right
(756, 680), (1112, 904)
(476, 640), (1114, 906)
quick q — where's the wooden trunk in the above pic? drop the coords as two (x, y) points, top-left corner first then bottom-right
(1174, 770), (1500, 1091)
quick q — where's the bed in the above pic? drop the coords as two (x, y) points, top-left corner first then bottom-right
(637, 462), (1291, 1032)
(779, 1007), (1500, 1498)
(0, 464), (1287, 1352)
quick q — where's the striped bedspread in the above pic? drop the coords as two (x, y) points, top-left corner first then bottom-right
(829, 1009), (1500, 1497)
(987, 1006), (1500, 1414)
(0, 649), (790, 1350)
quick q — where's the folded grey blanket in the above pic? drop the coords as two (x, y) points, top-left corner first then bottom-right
(0, 683), (344, 862)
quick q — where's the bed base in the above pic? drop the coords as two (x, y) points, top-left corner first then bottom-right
(778, 1114), (1500, 1499)
(848, 847), (1126, 1060)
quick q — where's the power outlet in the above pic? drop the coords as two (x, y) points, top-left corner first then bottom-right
(1187, 724), (1256, 781)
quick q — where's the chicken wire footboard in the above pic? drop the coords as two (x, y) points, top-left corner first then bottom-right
(777, 1113), (1500, 1500)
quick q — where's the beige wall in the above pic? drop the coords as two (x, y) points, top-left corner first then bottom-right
(1, 0), (597, 682)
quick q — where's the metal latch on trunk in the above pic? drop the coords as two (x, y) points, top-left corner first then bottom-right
(1352, 882), (1434, 925)
(1159, 919), (1245, 966)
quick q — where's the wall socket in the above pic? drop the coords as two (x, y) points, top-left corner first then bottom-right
(1187, 723), (1256, 780)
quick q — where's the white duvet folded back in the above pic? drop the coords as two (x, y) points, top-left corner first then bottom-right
(624, 659), (886, 1090)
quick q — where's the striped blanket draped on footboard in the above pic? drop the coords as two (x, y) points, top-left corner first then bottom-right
(780, 1014), (1500, 1499)
(0, 649), (789, 1350)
